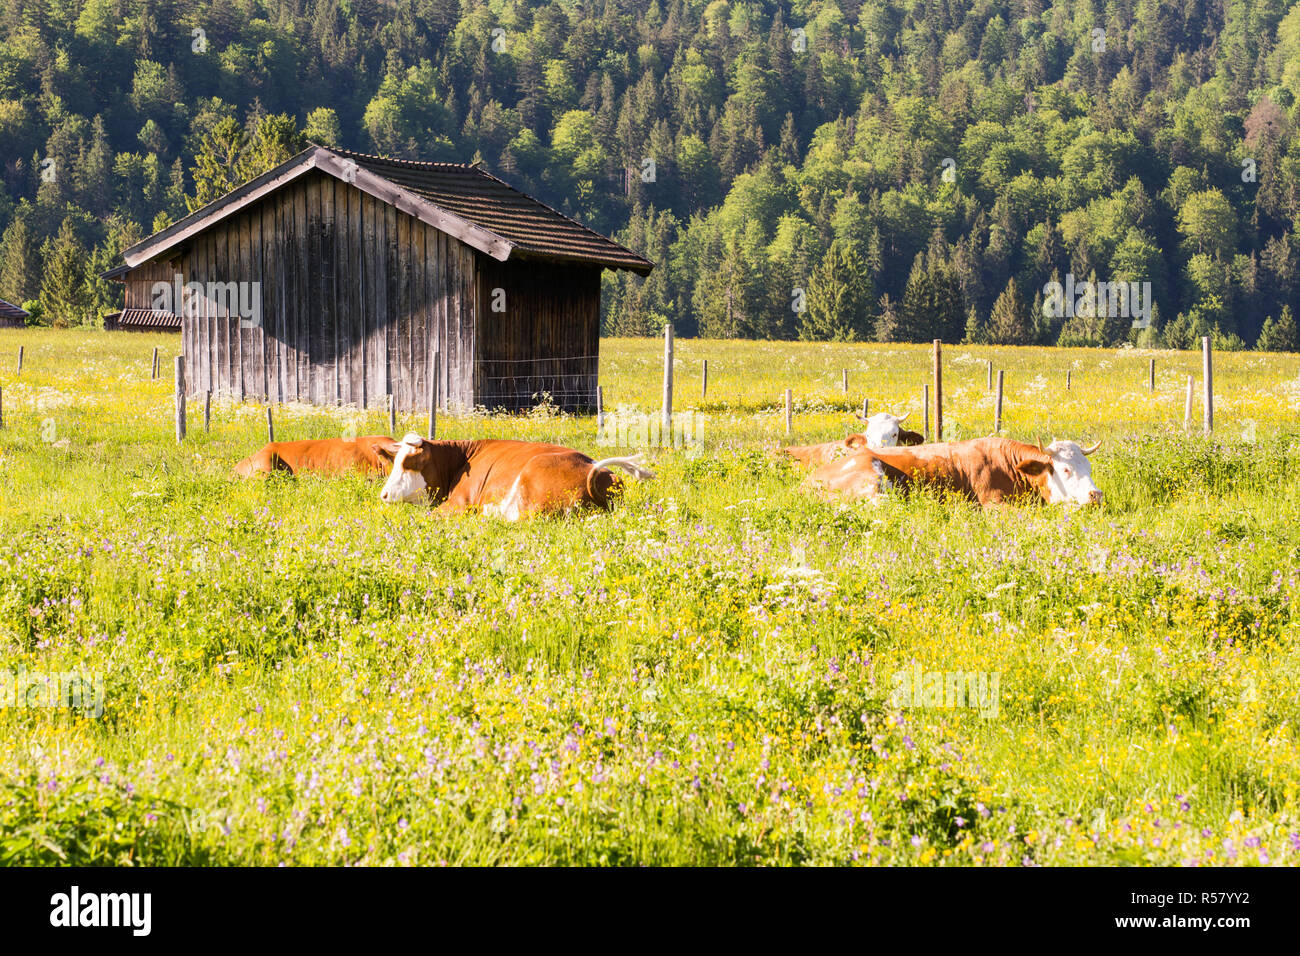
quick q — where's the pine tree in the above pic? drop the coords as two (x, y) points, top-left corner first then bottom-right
(188, 117), (248, 211)
(963, 305), (986, 344)
(896, 254), (933, 342)
(1256, 306), (1298, 353)
(988, 278), (1033, 345)
(799, 242), (875, 341)
(39, 220), (92, 328)
(0, 213), (41, 305)
(239, 114), (306, 182)
(873, 293), (901, 342)
(898, 254), (966, 343)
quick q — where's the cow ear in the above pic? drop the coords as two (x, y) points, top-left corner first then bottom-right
(1017, 456), (1052, 477)
(374, 440), (401, 462)
(845, 434), (867, 448)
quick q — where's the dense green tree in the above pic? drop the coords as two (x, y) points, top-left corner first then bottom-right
(0, 210), (41, 305)
(38, 219), (92, 327)
(1257, 306), (1298, 352)
(304, 108), (342, 146)
(799, 242), (874, 341)
(896, 254), (966, 344)
(187, 117), (246, 211)
(988, 278), (1033, 346)
(1177, 189), (1238, 261)
(963, 305), (986, 345)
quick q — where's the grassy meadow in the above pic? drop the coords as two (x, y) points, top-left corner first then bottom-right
(2, 328), (1300, 865)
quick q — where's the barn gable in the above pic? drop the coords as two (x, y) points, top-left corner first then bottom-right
(107, 146), (653, 412)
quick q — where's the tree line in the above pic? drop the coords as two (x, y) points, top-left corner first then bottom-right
(1, 0), (1298, 351)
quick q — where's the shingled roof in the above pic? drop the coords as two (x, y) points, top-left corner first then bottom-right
(117, 144), (653, 276)
(0, 298), (28, 326)
(103, 309), (181, 331)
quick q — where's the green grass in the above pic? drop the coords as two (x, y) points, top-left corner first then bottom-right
(1, 329), (1298, 865)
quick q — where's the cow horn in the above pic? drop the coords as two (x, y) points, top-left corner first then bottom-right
(895, 411), (909, 424)
(1081, 440), (1102, 456)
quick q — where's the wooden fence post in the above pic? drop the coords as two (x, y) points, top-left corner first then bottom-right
(596, 385), (605, 432)
(701, 359), (708, 400)
(922, 383), (930, 439)
(151, 346), (159, 380)
(266, 405), (275, 443)
(662, 323), (674, 433)
(174, 356), (186, 442)
(16, 345), (23, 375)
(388, 393), (396, 437)
(203, 390), (211, 433)
(1148, 358), (1155, 391)
(932, 339), (942, 441)
(1202, 336), (1213, 433)
(861, 397), (869, 419)
(987, 359), (993, 391)
(842, 368), (848, 393)
(1184, 375), (1194, 430)
(784, 388), (793, 436)
(1066, 369), (1071, 391)
(994, 370), (1005, 433)
(428, 351), (440, 439)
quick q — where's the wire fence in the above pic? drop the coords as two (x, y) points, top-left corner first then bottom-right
(474, 355), (600, 411)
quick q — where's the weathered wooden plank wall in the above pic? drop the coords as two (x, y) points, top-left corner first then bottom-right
(165, 170), (594, 412)
(475, 257), (600, 411)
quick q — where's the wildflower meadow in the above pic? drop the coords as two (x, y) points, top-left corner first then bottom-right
(2, 329), (1298, 866)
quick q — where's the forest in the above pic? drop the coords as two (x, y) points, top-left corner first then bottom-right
(1, 0), (1298, 348)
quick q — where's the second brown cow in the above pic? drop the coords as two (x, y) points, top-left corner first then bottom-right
(378, 433), (654, 519)
(234, 436), (397, 477)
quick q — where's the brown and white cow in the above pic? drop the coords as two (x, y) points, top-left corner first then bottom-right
(234, 436), (397, 477)
(780, 412), (923, 466)
(377, 433), (654, 519)
(808, 436), (1103, 507)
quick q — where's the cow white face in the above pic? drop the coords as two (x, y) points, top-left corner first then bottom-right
(379, 433), (429, 504)
(862, 412), (909, 449)
(1041, 440), (1103, 505)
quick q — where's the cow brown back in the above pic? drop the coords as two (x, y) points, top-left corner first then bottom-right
(857, 437), (1057, 505)
(378, 436), (653, 518)
(234, 436), (397, 477)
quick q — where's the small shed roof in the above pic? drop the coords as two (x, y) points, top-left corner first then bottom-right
(117, 145), (653, 277)
(0, 298), (28, 324)
(104, 309), (181, 331)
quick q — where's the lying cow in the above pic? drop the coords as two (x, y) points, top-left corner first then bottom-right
(378, 433), (654, 519)
(780, 412), (923, 466)
(809, 436), (1103, 507)
(234, 436), (397, 477)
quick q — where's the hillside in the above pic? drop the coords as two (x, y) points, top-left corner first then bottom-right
(1, 0), (1298, 348)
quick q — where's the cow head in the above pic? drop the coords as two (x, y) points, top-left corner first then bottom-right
(1017, 440), (1103, 505)
(378, 433), (444, 504)
(859, 412), (912, 449)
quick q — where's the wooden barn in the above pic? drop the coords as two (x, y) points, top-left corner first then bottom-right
(0, 298), (28, 328)
(106, 145), (653, 411)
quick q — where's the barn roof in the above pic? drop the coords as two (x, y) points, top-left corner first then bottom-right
(0, 298), (28, 324)
(116, 144), (653, 276)
(103, 309), (181, 331)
